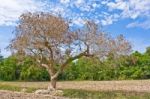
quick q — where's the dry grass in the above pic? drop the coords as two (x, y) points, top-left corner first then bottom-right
(1, 80), (150, 92)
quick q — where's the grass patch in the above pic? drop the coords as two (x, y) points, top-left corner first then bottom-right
(63, 89), (150, 99)
(0, 83), (37, 93)
(0, 84), (21, 91)
(25, 87), (37, 93)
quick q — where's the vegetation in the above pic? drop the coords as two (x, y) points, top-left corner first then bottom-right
(0, 83), (37, 93)
(0, 56), (49, 81)
(0, 48), (150, 81)
(61, 50), (150, 80)
(63, 89), (150, 99)
(0, 84), (21, 92)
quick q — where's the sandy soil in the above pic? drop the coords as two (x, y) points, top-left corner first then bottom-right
(0, 90), (67, 99)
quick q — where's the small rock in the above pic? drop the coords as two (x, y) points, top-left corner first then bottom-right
(21, 88), (27, 93)
(34, 89), (50, 94)
(51, 90), (64, 96)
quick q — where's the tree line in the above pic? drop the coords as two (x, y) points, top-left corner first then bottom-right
(0, 47), (150, 81)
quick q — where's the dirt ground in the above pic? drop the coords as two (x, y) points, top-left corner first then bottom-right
(1, 80), (150, 92)
(0, 90), (67, 99)
(1, 80), (150, 99)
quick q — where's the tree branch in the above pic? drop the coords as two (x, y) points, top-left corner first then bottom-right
(41, 63), (49, 69)
(51, 50), (94, 79)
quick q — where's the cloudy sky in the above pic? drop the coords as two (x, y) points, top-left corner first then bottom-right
(0, 0), (150, 57)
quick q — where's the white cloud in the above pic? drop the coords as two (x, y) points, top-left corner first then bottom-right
(126, 20), (150, 29)
(72, 17), (86, 26)
(50, 6), (65, 16)
(75, 0), (84, 5)
(0, 0), (47, 26)
(107, 1), (127, 11)
(101, 1), (109, 5)
(0, 0), (115, 27)
(101, 14), (120, 25)
(60, 0), (70, 4)
(101, 18), (112, 26)
(106, 0), (150, 29)
(56, 0), (150, 28)
(0, 0), (150, 29)
(107, 0), (150, 19)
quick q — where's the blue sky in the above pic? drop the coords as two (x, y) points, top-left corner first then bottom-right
(0, 0), (150, 57)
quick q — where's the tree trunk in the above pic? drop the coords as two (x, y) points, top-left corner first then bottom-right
(47, 72), (58, 91)
(47, 67), (60, 91)
(51, 77), (57, 89)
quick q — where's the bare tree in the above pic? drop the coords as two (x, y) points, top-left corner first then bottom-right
(9, 12), (131, 90)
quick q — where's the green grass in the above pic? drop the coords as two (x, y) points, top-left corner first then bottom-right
(63, 89), (150, 99)
(0, 84), (21, 91)
(25, 87), (37, 93)
(0, 83), (37, 93)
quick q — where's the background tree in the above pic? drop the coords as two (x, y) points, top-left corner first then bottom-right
(0, 56), (18, 81)
(0, 49), (3, 61)
(146, 47), (150, 56)
(9, 12), (131, 90)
